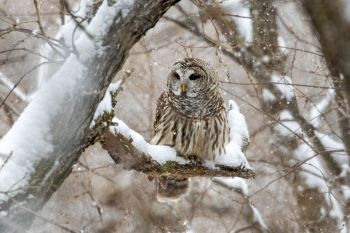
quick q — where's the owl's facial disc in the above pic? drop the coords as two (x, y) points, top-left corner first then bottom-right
(168, 66), (206, 98)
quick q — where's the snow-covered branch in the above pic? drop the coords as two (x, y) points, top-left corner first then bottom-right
(100, 95), (254, 179)
(0, 0), (179, 231)
(212, 177), (270, 233)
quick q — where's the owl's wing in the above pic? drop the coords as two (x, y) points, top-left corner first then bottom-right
(153, 90), (168, 132)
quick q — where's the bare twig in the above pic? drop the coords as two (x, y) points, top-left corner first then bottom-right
(0, 61), (57, 110)
(0, 48), (57, 62)
(220, 81), (342, 90)
(33, 0), (45, 36)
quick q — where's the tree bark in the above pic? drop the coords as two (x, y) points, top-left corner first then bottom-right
(186, 0), (341, 231)
(0, 0), (179, 232)
(302, 0), (350, 101)
(302, 0), (350, 157)
(101, 132), (255, 179)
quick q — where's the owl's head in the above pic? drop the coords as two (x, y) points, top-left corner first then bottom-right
(167, 58), (219, 98)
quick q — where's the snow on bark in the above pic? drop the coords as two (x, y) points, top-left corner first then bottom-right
(215, 100), (250, 168)
(341, 185), (350, 201)
(90, 80), (122, 127)
(271, 73), (294, 101)
(37, 0), (94, 88)
(227, 100), (249, 147)
(262, 88), (276, 102)
(0, 0), (184, 231)
(274, 110), (301, 138)
(37, 0), (134, 88)
(110, 118), (185, 164)
(309, 88), (334, 128)
(315, 132), (349, 176)
(278, 36), (288, 54)
(75, 0), (134, 62)
(212, 176), (269, 231)
(294, 142), (345, 226)
(213, 177), (249, 195)
(222, 0), (253, 43)
(0, 54), (84, 202)
(294, 143), (327, 189)
(251, 205), (269, 230)
(0, 0), (135, 203)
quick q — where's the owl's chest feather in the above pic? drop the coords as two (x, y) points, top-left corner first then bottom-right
(151, 105), (229, 160)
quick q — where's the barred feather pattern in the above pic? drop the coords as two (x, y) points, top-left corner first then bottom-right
(151, 58), (229, 200)
(151, 91), (229, 161)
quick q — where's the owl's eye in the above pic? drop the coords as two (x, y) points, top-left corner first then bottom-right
(189, 73), (201, 81)
(173, 72), (180, 80)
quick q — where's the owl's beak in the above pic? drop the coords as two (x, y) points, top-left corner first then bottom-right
(181, 84), (187, 94)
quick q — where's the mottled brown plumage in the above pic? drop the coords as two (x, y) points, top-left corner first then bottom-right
(151, 58), (229, 201)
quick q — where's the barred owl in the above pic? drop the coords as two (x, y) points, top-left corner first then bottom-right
(151, 58), (229, 200)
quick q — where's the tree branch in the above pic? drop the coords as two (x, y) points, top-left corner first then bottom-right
(100, 132), (255, 179)
(0, 0), (180, 231)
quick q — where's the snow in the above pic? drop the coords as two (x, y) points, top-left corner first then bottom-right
(0, 0), (136, 202)
(271, 73), (294, 100)
(74, 0), (95, 18)
(0, 54), (85, 201)
(37, 0), (93, 88)
(213, 177), (249, 195)
(91, 80), (122, 127)
(222, 0), (252, 43)
(294, 143), (327, 190)
(215, 100), (250, 168)
(251, 205), (269, 230)
(315, 132), (349, 175)
(278, 36), (288, 54)
(326, 193), (348, 233)
(215, 141), (250, 168)
(213, 176), (269, 231)
(227, 100), (249, 148)
(59, 0), (95, 46)
(262, 88), (276, 102)
(37, 0), (134, 88)
(293, 141), (346, 225)
(76, 0), (134, 63)
(309, 89), (334, 128)
(261, 55), (271, 63)
(110, 118), (186, 164)
(109, 99), (250, 169)
(274, 110), (301, 137)
(293, 142), (345, 223)
(341, 185), (350, 200)
(0, 72), (29, 102)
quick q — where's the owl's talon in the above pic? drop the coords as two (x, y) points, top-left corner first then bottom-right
(187, 155), (203, 166)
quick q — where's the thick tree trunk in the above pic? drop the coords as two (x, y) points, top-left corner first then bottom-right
(187, 0), (342, 231)
(302, 0), (350, 100)
(302, 0), (350, 156)
(0, 0), (179, 231)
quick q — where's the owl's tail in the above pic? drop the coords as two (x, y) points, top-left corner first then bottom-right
(157, 176), (189, 202)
